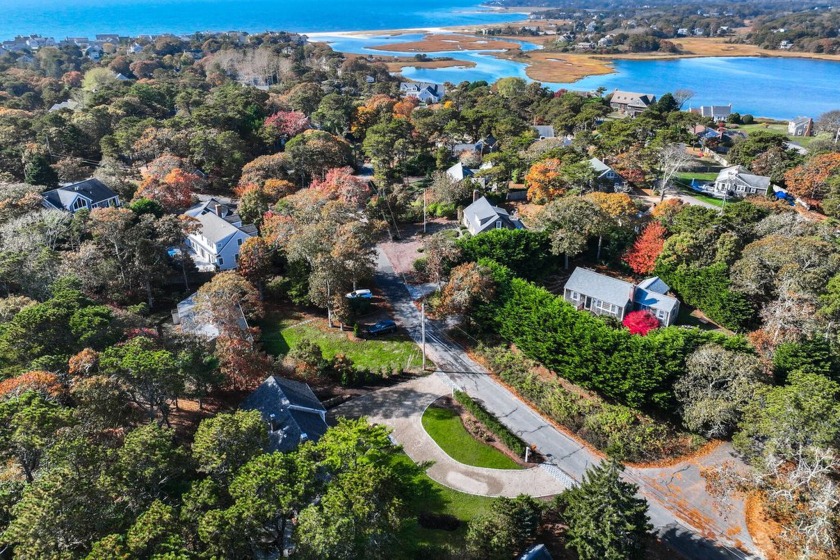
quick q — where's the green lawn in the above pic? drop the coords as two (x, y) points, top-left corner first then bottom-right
(259, 313), (426, 373)
(737, 122), (831, 148)
(421, 405), (522, 470)
(395, 453), (496, 553)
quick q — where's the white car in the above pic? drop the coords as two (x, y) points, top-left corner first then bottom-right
(346, 289), (372, 299)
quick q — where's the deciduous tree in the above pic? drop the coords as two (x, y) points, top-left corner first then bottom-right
(624, 222), (667, 275)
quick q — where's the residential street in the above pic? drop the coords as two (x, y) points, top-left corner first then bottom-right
(364, 248), (760, 560)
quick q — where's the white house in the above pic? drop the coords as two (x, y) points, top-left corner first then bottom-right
(462, 196), (523, 236)
(788, 117), (814, 137)
(183, 198), (256, 271)
(41, 178), (121, 213)
(399, 81), (445, 104)
(533, 125), (555, 139)
(712, 166), (772, 197)
(691, 105), (732, 121)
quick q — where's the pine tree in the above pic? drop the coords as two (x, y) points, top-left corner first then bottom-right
(564, 459), (652, 560)
(24, 154), (59, 188)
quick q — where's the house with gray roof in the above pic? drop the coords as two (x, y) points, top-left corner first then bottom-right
(712, 166), (772, 198)
(446, 162), (475, 183)
(400, 81), (445, 104)
(183, 198), (256, 271)
(788, 117), (814, 137)
(462, 196), (523, 236)
(589, 157), (624, 189)
(690, 104), (732, 121)
(41, 178), (121, 213)
(563, 267), (680, 326)
(533, 125), (555, 139)
(609, 90), (656, 117)
(173, 292), (250, 341)
(240, 376), (328, 453)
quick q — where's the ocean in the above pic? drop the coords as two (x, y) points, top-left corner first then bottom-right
(0, 0), (523, 40)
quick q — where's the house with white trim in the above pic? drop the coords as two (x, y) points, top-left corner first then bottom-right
(712, 166), (772, 198)
(462, 196), (524, 236)
(400, 81), (445, 104)
(609, 90), (656, 117)
(183, 198), (256, 271)
(41, 178), (121, 213)
(563, 268), (680, 326)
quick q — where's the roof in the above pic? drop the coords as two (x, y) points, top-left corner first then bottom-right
(589, 157), (612, 174)
(446, 162), (474, 182)
(240, 376), (328, 453)
(610, 90), (655, 108)
(49, 99), (80, 112)
(564, 267), (635, 308)
(42, 178), (118, 210)
(716, 166), (771, 191)
(185, 198), (255, 245)
(634, 287), (680, 314)
(789, 116), (812, 126)
(533, 125), (555, 138)
(176, 292), (249, 339)
(694, 105), (731, 117)
(520, 544), (553, 560)
(637, 276), (670, 294)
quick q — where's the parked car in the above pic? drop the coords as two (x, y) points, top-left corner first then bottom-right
(366, 320), (397, 336)
(346, 289), (372, 299)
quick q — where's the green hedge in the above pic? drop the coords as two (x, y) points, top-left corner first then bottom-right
(453, 391), (529, 457)
(479, 346), (704, 462)
(473, 259), (749, 412)
(457, 229), (556, 281)
(655, 261), (756, 331)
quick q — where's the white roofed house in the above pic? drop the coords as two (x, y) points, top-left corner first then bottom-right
(691, 105), (732, 121)
(533, 125), (555, 140)
(712, 166), (772, 198)
(182, 198), (256, 271)
(563, 267), (680, 326)
(41, 178), (121, 213)
(589, 157), (625, 191)
(462, 196), (523, 236)
(609, 90), (656, 117)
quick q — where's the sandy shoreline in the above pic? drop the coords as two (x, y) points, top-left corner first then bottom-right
(314, 21), (840, 85)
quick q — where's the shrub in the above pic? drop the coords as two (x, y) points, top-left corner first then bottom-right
(454, 390), (528, 457)
(623, 310), (660, 336)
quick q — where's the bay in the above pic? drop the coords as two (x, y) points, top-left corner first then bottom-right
(0, 0), (523, 41)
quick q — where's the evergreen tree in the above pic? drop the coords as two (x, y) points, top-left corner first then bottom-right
(564, 459), (652, 560)
(24, 154), (59, 188)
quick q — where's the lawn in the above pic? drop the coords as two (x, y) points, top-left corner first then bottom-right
(394, 453), (496, 553)
(738, 122), (831, 148)
(421, 405), (522, 470)
(259, 312), (426, 373)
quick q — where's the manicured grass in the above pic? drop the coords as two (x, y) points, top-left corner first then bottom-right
(675, 184), (724, 207)
(421, 405), (522, 470)
(259, 313), (425, 373)
(394, 453), (495, 553)
(676, 171), (720, 182)
(738, 122), (831, 148)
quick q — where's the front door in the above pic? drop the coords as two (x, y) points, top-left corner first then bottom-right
(584, 296), (592, 309)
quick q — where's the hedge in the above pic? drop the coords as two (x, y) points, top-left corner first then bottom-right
(478, 346), (704, 462)
(453, 390), (529, 457)
(473, 259), (749, 413)
(457, 229), (556, 281)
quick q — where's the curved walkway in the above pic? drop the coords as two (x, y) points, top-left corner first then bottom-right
(332, 373), (566, 497)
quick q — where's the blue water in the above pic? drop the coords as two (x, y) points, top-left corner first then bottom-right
(0, 0), (524, 40)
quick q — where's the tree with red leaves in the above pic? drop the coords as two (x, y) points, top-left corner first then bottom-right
(310, 166), (369, 206)
(215, 335), (274, 391)
(133, 168), (199, 212)
(623, 310), (660, 335)
(265, 110), (310, 140)
(624, 222), (667, 275)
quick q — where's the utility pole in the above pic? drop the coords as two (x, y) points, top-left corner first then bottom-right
(423, 188), (427, 234)
(326, 278), (332, 328)
(421, 301), (427, 371)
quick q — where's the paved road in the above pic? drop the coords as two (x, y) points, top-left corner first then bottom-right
(371, 248), (760, 560)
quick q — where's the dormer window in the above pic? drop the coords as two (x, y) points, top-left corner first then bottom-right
(495, 220), (502, 229)
(72, 198), (88, 211)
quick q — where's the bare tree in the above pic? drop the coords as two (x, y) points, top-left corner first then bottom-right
(673, 89), (695, 110)
(816, 109), (840, 144)
(657, 143), (693, 201)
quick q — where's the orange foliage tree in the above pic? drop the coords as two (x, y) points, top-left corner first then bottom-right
(134, 168), (199, 212)
(624, 222), (667, 275)
(68, 348), (99, 377)
(526, 158), (565, 203)
(310, 166), (369, 206)
(0, 371), (64, 399)
(784, 152), (840, 203)
(215, 335), (273, 391)
(237, 237), (272, 290)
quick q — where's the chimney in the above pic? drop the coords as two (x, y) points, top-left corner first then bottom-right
(473, 189), (480, 202)
(171, 309), (181, 325)
(268, 413), (277, 432)
(213, 203), (222, 217)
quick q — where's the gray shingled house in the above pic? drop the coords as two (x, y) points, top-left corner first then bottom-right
(41, 178), (121, 213)
(563, 267), (680, 326)
(462, 196), (524, 236)
(712, 165), (772, 198)
(240, 376), (328, 453)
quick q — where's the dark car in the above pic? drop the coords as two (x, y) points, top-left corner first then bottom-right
(366, 320), (397, 336)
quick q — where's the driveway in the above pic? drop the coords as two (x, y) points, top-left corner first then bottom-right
(350, 247), (762, 560)
(332, 373), (568, 497)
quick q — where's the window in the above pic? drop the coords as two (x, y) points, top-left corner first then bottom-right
(237, 238), (243, 246)
(217, 257), (224, 266)
(72, 198), (88, 211)
(570, 292), (579, 301)
(235, 254), (239, 262)
(495, 220), (502, 229)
